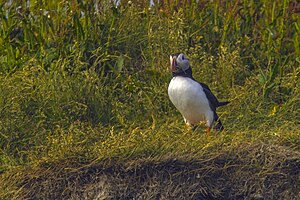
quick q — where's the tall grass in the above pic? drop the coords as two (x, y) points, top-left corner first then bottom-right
(0, 0), (299, 199)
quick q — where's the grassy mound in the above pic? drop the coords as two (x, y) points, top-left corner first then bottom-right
(0, 0), (299, 199)
(3, 135), (300, 199)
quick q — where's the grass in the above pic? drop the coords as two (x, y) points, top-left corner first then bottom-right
(0, 0), (300, 199)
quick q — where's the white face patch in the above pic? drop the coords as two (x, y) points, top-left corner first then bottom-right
(176, 53), (190, 72)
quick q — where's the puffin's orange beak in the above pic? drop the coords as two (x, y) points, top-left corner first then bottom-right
(171, 57), (177, 72)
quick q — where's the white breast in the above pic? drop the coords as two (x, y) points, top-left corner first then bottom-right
(168, 76), (214, 126)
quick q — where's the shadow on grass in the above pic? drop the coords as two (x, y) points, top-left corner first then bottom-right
(13, 142), (300, 200)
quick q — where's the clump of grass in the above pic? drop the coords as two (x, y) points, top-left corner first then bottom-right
(0, 0), (299, 199)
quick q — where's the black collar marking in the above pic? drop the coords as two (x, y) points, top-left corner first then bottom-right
(172, 67), (193, 79)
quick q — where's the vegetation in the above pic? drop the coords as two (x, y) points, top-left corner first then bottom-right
(0, 0), (299, 199)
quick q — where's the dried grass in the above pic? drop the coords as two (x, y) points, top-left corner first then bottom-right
(7, 142), (298, 200)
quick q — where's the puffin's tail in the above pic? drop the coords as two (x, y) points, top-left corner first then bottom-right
(217, 101), (230, 107)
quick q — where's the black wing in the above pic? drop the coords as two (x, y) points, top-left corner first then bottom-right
(196, 81), (230, 110)
(198, 81), (229, 130)
(198, 82), (219, 110)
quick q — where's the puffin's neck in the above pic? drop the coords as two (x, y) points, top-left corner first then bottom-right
(172, 67), (193, 79)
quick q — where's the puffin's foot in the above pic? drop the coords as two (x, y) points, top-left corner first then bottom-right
(185, 123), (193, 131)
(205, 127), (211, 134)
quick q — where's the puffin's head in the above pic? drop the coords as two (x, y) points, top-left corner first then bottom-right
(170, 53), (190, 73)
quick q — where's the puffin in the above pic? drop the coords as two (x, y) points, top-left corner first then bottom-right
(168, 53), (229, 133)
